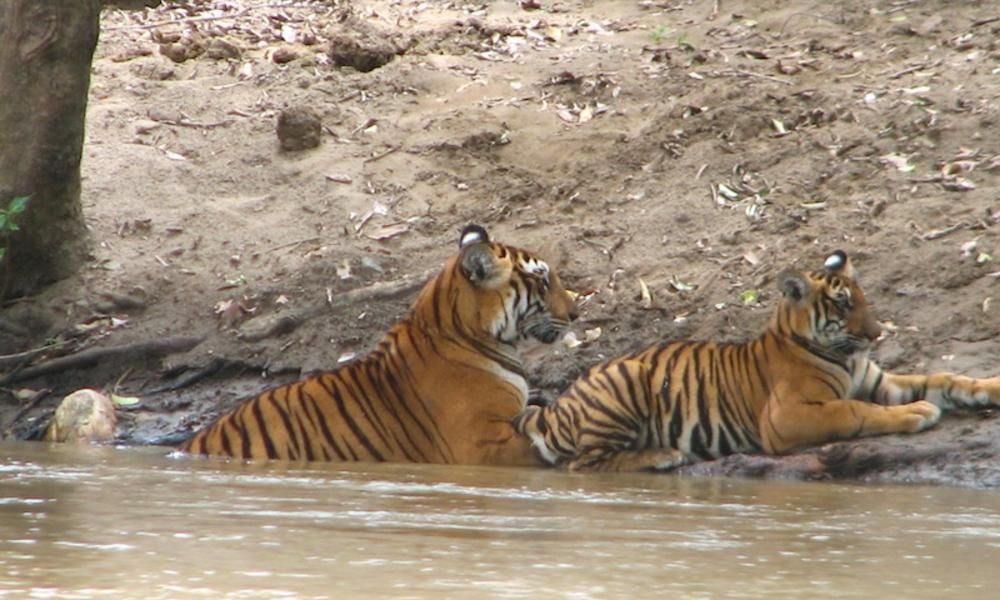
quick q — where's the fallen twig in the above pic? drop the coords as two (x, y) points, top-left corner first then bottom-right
(238, 269), (437, 342)
(155, 118), (234, 130)
(146, 357), (228, 394)
(102, 8), (253, 31)
(971, 16), (1000, 28)
(265, 236), (321, 254)
(917, 222), (966, 241)
(363, 145), (401, 164)
(708, 0), (720, 21)
(0, 340), (74, 370)
(0, 337), (204, 386)
(884, 60), (941, 80)
(730, 69), (793, 85)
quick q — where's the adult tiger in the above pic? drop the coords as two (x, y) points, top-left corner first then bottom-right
(513, 251), (1000, 472)
(181, 224), (578, 465)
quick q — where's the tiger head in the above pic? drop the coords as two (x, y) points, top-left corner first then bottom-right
(446, 224), (578, 344)
(774, 250), (882, 356)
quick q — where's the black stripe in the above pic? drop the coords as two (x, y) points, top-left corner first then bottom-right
(340, 363), (393, 449)
(270, 388), (302, 460)
(318, 373), (385, 461)
(218, 422), (231, 456)
(617, 362), (646, 420)
(377, 359), (432, 462)
(301, 383), (349, 460)
(391, 343), (454, 461)
(250, 396), (278, 460)
(697, 348), (714, 450)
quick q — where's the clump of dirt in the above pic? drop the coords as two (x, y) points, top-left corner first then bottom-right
(2, 0), (999, 486)
(328, 11), (412, 72)
(276, 106), (322, 151)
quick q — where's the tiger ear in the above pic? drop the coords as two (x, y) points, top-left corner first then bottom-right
(460, 243), (503, 288)
(459, 224), (490, 249)
(778, 269), (811, 303)
(823, 250), (855, 278)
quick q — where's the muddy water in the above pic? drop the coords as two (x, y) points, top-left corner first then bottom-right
(1, 442), (997, 599)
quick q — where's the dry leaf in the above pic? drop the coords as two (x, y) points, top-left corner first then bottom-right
(563, 331), (582, 349)
(13, 388), (39, 402)
(363, 223), (410, 241)
(336, 260), (352, 280)
(162, 149), (186, 161)
(879, 153), (914, 172)
(638, 278), (653, 309)
(556, 109), (576, 123)
(941, 177), (975, 192)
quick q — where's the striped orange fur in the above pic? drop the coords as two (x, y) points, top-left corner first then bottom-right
(182, 224), (577, 464)
(514, 251), (1000, 472)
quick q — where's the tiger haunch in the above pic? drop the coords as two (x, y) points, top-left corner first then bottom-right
(181, 224), (578, 465)
(514, 251), (1000, 472)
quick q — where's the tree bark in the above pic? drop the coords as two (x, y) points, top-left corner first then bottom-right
(0, 0), (100, 297)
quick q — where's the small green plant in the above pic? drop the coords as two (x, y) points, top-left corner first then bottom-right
(740, 289), (760, 305)
(676, 33), (694, 51)
(0, 195), (30, 262)
(650, 25), (668, 45)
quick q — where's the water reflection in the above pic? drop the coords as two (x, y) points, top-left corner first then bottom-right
(0, 441), (997, 598)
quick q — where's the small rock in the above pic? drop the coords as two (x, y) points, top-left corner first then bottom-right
(158, 43), (189, 63)
(276, 107), (322, 151)
(134, 119), (161, 135)
(328, 33), (399, 73)
(45, 389), (117, 444)
(272, 46), (299, 64)
(206, 37), (242, 60)
(158, 38), (204, 64)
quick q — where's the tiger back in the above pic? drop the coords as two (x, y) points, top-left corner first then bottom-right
(514, 251), (1000, 472)
(182, 224), (577, 465)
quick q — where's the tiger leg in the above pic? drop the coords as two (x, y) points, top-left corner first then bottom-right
(761, 396), (941, 454)
(864, 367), (1000, 410)
(568, 446), (691, 473)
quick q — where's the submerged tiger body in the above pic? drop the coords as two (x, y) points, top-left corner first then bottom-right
(182, 225), (577, 465)
(514, 251), (1000, 472)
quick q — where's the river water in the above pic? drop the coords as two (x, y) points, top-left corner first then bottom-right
(0, 441), (997, 599)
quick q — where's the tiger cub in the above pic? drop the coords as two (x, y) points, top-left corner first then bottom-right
(514, 251), (1000, 472)
(182, 224), (577, 465)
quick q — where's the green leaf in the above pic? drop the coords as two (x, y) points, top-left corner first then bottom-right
(111, 394), (141, 407)
(0, 213), (7, 230)
(740, 289), (760, 305)
(8, 196), (29, 214)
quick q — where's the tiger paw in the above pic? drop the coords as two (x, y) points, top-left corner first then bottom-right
(902, 400), (942, 432)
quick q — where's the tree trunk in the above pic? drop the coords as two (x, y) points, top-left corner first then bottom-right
(0, 0), (100, 298)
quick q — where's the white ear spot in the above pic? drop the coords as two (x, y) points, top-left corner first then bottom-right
(459, 224), (489, 248)
(824, 251), (846, 271)
(461, 230), (483, 247)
